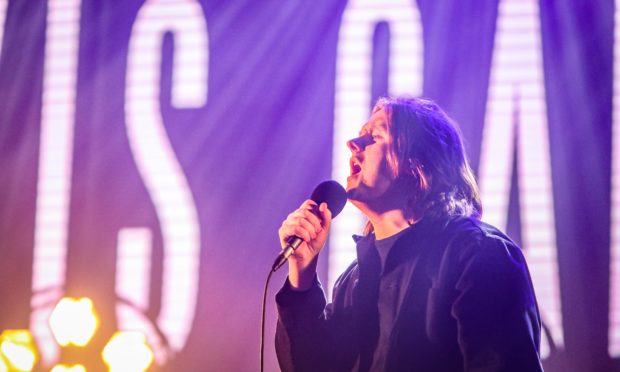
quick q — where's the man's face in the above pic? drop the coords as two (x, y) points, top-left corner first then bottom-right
(346, 108), (395, 204)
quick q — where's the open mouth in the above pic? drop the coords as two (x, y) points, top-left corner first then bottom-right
(350, 160), (362, 176)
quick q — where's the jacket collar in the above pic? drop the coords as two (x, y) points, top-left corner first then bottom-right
(351, 217), (448, 273)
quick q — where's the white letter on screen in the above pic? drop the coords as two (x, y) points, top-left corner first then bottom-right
(124, 0), (207, 354)
(0, 0), (7, 53)
(609, 0), (620, 358)
(115, 228), (172, 363)
(330, 0), (423, 293)
(478, 0), (562, 357)
(29, 0), (81, 365)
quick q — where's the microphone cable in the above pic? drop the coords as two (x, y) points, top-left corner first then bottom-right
(260, 267), (276, 372)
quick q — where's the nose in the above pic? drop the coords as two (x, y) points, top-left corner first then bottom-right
(347, 138), (360, 152)
(347, 136), (367, 152)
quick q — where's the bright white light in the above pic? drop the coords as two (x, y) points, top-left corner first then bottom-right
(30, 0), (81, 365)
(124, 0), (207, 355)
(329, 0), (423, 295)
(50, 365), (86, 372)
(102, 332), (154, 372)
(48, 297), (99, 347)
(116, 228), (152, 311)
(610, 0), (620, 358)
(0, 330), (38, 372)
(478, 0), (562, 357)
(0, 343), (35, 371)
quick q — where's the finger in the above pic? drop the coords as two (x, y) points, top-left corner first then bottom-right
(287, 201), (315, 221)
(301, 199), (318, 209)
(279, 228), (311, 247)
(280, 220), (314, 243)
(292, 217), (319, 240)
(297, 200), (318, 214)
(318, 202), (333, 229)
(291, 208), (322, 233)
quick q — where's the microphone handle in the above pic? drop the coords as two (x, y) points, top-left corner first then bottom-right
(271, 236), (304, 272)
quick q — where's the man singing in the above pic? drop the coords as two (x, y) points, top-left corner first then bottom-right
(275, 97), (543, 371)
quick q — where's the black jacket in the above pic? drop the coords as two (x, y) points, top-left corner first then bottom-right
(275, 216), (543, 371)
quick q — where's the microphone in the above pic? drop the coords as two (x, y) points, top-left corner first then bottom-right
(271, 180), (347, 272)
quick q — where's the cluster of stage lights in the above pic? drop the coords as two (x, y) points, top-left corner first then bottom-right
(0, 297), (154, 371)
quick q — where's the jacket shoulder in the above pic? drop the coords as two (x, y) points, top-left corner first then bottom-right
(442, 216), (513, 243)
(426, 216), (530, 289)
(437, 216), (521, 259)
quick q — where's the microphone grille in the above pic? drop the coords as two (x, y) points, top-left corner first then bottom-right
(310, 180), (347, 219)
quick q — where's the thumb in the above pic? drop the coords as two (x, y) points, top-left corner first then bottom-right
(319, 202), (333, 231)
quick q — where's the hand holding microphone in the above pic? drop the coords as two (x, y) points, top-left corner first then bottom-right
(273, 181), (347, 285)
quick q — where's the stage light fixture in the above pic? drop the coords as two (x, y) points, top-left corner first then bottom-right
(49, 297), (99, 347)
(0, 356), (7, 372)
(102, 331), (153, 372)
(0, 330), (38, 371)
(50, 364), (86, 372)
